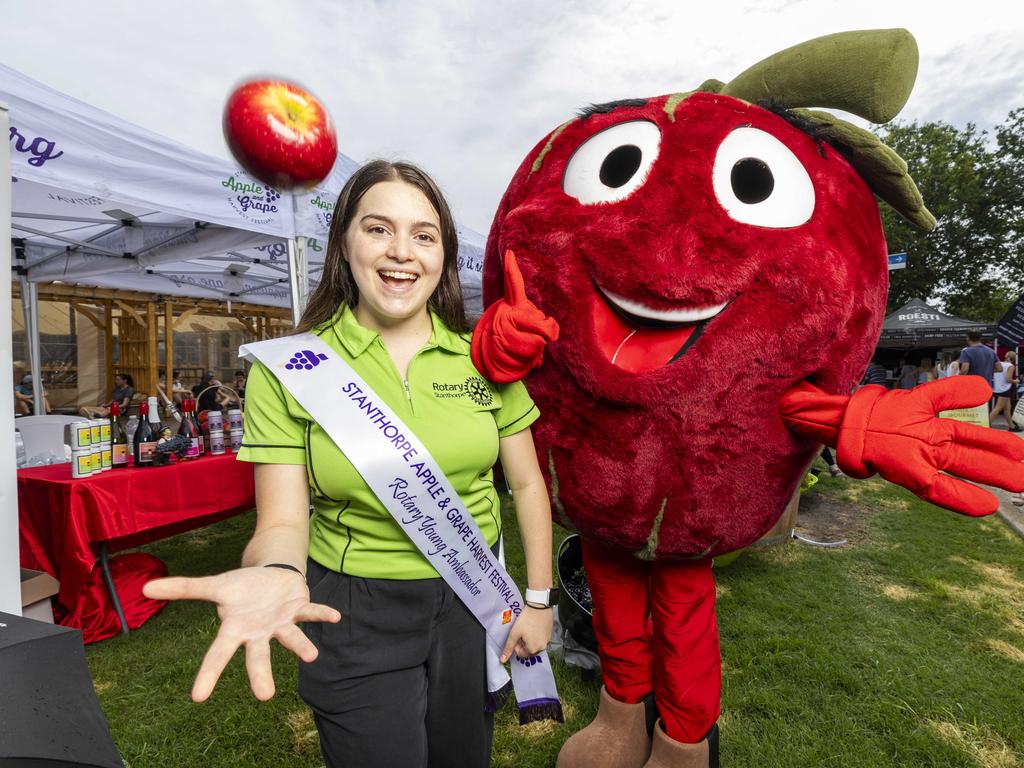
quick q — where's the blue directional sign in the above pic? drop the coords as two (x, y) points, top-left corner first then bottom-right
(887, 252), (908, 270)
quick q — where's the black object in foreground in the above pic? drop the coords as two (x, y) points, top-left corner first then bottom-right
(556, 535), (598, 652)
(0, 611), (123, 767)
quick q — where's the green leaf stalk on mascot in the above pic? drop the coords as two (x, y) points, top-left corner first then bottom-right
(471, 29), (1024, 768)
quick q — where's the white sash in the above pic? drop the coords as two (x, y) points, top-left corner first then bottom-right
(240, 333), (562, 723)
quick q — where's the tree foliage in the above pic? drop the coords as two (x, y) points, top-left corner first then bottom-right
(874, 110), (1024, 321)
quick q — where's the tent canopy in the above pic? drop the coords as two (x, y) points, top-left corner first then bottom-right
(4, 62), (485, 314)
(996, 293), (1024, 349)
(877, 297), (996, 349)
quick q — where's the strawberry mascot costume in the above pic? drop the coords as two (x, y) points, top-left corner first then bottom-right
(472, 29), (1024, 768)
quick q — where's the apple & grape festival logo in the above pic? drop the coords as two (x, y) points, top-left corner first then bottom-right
(223, 172), (282, 226)
(309, 193), (334, 232)
(286, 350), (329, 371)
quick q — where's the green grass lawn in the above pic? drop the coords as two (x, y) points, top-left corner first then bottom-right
(86, 474), (1024, 767)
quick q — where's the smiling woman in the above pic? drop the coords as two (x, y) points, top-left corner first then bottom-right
(343, 181), (446, 331)
(296, 161), (467, 337)
(145, 160), (559, 768)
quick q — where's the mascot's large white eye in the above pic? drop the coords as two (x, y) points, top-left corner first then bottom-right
(711, 126), (814, 227)
(563, 121), (661, 205)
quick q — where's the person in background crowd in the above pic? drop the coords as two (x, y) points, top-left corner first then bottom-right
(991, 351), (1020, 432)
(945, 355), (959, 378)
(80, 373), (134, 418)
(156, 372), (176, 416)
(171, 369), (189, 404)
(917, 358), (936, 385)
(1011, 352), (1024, 506)
(897, 361), (917, 389)
(193, 371), (223, 413)
(191, 370), (214, 398)
(819, 446), (844, 477)
(958, 331), (1001, 381)
(216, 369), (247, 408)
(15, 373), (50, 415)
(861, 357), (888, 387)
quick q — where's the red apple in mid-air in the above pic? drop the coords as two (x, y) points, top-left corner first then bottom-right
(223, 79), (338, 191)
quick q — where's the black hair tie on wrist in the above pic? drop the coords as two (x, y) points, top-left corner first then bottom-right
(264, 562), (303, 575)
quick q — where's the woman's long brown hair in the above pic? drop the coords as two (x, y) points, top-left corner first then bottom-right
(295, 160), (467, 335)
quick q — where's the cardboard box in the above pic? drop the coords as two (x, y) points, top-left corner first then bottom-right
(20, 569), (59, 624)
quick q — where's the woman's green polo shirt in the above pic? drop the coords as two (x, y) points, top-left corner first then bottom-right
(237, 305), (539, 580)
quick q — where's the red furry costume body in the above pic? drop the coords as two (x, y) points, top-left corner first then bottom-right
(474, 30), (1024, 768)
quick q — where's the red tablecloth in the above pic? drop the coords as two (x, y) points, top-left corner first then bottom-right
(18, 453), (255, 642)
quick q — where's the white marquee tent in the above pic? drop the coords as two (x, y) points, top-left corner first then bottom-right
(0, 63), (488, 613)
(4, 61), (486, 319)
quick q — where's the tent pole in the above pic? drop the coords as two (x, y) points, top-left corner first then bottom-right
(146, 302), (157, 396)
(18, 274), (43, 416)
(0, 103), (21, 614)
(27, 282), (42, 415)
(165, 301), (174, 385)
(287, 235), (309, 328)
(17, 272), (32, 374)
(104, 301), (114, 397)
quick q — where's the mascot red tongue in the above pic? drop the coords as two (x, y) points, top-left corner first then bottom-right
(473, 29), (1024, 768)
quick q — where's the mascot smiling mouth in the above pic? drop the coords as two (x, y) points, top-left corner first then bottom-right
(591, 284), (727, 373)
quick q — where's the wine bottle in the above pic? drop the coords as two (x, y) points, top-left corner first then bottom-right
(110, 402), (129, 468)
(133, 401), (157, 466)
(178, 399), (201, 460)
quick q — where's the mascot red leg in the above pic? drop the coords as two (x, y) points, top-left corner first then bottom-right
(558, 541), (719, 765)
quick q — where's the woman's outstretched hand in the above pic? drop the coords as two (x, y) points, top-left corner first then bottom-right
(143, 567), (341, 702)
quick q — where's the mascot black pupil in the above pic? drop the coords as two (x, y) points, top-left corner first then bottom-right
(600, 144), (643, 188)
(731, 157), (774, 203)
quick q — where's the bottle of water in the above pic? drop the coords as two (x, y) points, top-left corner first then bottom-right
(125, 415), (139, 447)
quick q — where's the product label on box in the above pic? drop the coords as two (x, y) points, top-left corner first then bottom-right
(101, 424), (111, 442)
(73, 454), (92, 477)
(75, 426), (91, 447)
(101, 448), (112, 468)
(112, 444), (129, 465)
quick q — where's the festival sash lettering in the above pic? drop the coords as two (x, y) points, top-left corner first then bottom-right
(240, 334), (563, 724)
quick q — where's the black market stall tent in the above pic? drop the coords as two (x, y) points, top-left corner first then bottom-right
(876, 298), (996, 350)
(996, 293), (1024, 350)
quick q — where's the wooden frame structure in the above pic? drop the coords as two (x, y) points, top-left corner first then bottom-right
(12, 282), (292, 401)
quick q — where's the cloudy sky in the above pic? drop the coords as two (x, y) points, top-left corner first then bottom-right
(2, 0), (1022, 233)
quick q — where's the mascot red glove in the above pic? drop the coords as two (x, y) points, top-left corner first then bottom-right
(472, 251), (559, 382)
(781, 377), (1024, 514)
(473, 28), (1024, 768)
